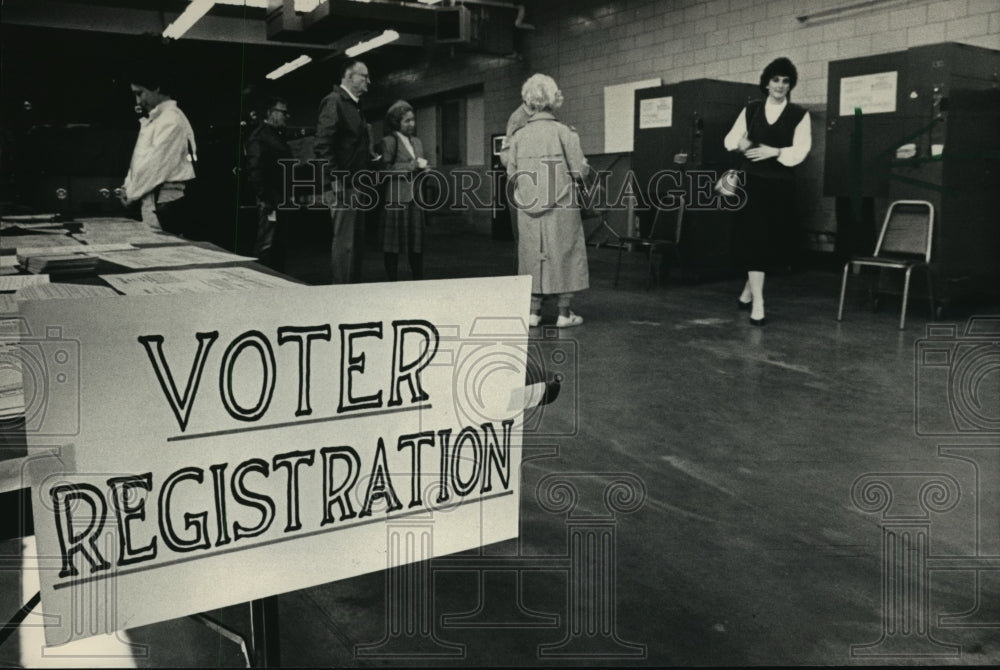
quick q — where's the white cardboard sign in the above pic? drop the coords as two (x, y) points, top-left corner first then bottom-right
(838, 71), (898, 116)
(22, 276), (530, 646)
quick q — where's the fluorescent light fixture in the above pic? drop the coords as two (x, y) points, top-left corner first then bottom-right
(213, 0), (324, 9)
(265, 54), (313, 80)
(163, 0), (216, 40)
(344, 29), (400, 57)
(214, 0), (267, 7)
(417, 0), (443, 4)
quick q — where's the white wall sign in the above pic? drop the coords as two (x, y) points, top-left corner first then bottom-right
(23, 276), (530, 646)
(604, 78), (663, 153)
(639, 96), (673, 129)
(839, 71), (898, 116)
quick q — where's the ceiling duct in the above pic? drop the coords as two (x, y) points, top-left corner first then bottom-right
(267, 0), (435, 43)
(434, 4), (515, 55)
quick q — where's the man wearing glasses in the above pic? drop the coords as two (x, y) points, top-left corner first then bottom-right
(315, 59), (373, 283)
(246, 97), (293, 270)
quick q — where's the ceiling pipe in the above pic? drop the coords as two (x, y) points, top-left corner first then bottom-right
(452, 0), (534, 30)
(353, 0), (535, 31)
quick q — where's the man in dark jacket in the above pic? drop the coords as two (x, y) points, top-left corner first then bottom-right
(315, 59), (372, 283)
(246, 97), (293, 270)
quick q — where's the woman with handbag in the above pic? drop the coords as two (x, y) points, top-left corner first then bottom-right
(379, 100), (429, 281)
(723, 57), (811, 326)
(507, 73), (590, 328)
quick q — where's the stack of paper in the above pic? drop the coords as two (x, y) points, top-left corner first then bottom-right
(0, 353), (24, 419)
(0, 275), (50, 292)
(96, 246), (255, 269)
(0, 213), (60, 223)
(15, 243), (135, 276)
(0, 257), (19, 276)
(0, 234), (78, 251)
(13, 282), (119, 301)
(100, 267), (299, 295)
(18, 253), (98, 276)
(74, 216), (146, 225)
(74, 230), (179, 246)
(0, 221), (67, 234)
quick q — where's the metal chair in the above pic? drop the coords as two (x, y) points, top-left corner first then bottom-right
(837, 199), (935, 330)
(606, 196), (684, 289)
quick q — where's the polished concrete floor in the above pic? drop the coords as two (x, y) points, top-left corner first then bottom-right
(2, 217), (999, 667)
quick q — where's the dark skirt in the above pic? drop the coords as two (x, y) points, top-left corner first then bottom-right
(381, 201), (425, 254)
(733, 173), (797, 272)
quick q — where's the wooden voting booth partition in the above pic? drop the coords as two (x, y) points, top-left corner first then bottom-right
(824, 42), (1000, 312)
(631, 79), (759, 279)
(0, 227), (533, 666)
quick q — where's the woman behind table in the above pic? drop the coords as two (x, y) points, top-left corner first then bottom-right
(723, 56), (811, 326)
(380, 100), (429, 281)
(507, 74), (590, 328)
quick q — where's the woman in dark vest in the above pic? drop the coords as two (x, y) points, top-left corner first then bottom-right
(724, 57), (812, 326)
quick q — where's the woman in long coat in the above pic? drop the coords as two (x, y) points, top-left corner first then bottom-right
(507, 73), (590, 328)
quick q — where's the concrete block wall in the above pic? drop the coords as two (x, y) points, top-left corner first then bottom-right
(521, 0), (1000, 154)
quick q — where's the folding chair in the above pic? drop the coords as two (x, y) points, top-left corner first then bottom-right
(837, 199), (935, 330)
(606, 196), (684, 289)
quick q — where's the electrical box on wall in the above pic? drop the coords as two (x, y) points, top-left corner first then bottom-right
(435, 6), (472, 43)
(434, 5), (514, 54)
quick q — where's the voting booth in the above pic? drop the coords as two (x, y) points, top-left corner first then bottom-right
(824, 42), (1000, 308)
(632, 79), (759, 277)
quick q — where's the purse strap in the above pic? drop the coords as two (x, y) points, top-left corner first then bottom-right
(554, 124), (585, 184)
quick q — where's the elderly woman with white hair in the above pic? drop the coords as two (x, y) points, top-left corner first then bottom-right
(506, 73), (590, 328)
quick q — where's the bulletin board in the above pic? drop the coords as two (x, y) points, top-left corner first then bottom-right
(603, 78), (663, 153)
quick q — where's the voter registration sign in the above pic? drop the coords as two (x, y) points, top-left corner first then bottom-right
(21, 276), (531, 646)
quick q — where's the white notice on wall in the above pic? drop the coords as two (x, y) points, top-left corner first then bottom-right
(839, 71), (898, 116)
(639, 96), (673, 129)
(24, 276), (531, 646)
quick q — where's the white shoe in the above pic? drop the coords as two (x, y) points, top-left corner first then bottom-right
(529, 313), (541, 327)
(556, 312), (584, 328)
